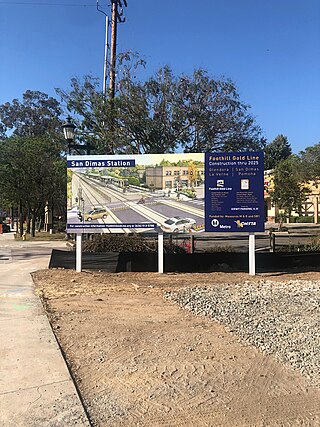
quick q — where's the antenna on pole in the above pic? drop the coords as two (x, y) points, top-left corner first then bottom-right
(97, 1), (109, 97)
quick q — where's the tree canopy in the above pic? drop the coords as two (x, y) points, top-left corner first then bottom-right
(56, 53), (266, 154)
(270, 156), (309, 222)
(298, 143), (320, 182)
(264, 134), (292, 170)
(0, 90), (63, 142)
(0, 135), (66, 235)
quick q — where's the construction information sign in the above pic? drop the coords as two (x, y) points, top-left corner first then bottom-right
(67, 153), (205, 234)
(205, 151), (265, 232)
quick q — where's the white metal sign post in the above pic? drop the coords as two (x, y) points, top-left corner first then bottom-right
(158, 229), (164, 273)
(249, 232), (255, 275)
(76, 233), (82, 272)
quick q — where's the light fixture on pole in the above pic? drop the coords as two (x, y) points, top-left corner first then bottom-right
(62, 116), (76, 153)
(62, 116), (93, 155)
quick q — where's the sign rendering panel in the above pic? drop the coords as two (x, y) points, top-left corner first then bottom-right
(205, 152), (265, 232)
(67, 153), (205, 234)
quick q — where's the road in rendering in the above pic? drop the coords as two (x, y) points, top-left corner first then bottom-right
(68, 173), (205, 233)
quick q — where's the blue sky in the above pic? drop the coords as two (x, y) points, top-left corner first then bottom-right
(0, 0), (319, 153)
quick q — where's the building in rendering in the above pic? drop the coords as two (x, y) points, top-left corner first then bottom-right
(145, 164), (204, 190)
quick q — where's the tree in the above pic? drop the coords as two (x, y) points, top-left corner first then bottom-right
(127, 176), (140, 186)
(118, 65), (181, 153)
(298, 143), (320, 182)
(0, 91), (67, 234)
(118, 66), (266, 153)
(56, 76), (120, 154)
(57, 53), (265, 154)
(173, 69), (265, 153)
(0, 135), (66, 236)
(270, 156), (309, 225)
(0, 90), (63, 142)
(264, 134), (292, 170)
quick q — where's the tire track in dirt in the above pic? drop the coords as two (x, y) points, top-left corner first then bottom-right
(226, 352), (320, 426)
(34, 270), (320, 427)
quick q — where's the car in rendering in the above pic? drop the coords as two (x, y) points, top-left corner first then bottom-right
(160, 216), (196, 233)
(84, 207), (108, 222)
(67, 205), (80, 219)
(68, 206), (79, 213)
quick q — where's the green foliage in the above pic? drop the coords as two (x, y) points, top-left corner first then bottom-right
(0, 135), (66, 235)
(303, 235), (320, 252)
(82, 234), (187, 253)
(264, 134), (292, 170)
(0, 90), (63, 143)
(179, 189), (196, 199)
(298, 143), (320, 181)
(292, 216), (314, 223)
(119, 65), (266, 153)
(56, 76), (118, 154)
(271, 156), (309, 223)
(127, 176), (140, 186)
(157, 159), (203, 167)
(57, 52), (265, 155)
(285, 235), (320, 252)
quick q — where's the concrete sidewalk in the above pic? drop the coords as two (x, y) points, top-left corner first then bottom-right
(0, 233), (90, 426)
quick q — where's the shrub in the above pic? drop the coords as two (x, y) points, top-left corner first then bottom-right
(302, 235), (320, 252)
(179, 189), (196, 199)
(82, 234), (187, 254)
(128, 176), (140, 186)
(295, 216), (314, 223)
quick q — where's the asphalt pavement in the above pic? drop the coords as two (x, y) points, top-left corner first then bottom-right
(0, 232), (90, 426)
(189, 223), (320, 253)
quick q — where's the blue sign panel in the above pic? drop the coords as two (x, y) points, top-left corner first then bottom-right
(205, 152), (265, 232)
(67, 159), (135, 168)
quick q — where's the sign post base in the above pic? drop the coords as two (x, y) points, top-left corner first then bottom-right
(76, 233), (82, 272)
(249, 232), (255, 276)
(158, 229), (164, 273)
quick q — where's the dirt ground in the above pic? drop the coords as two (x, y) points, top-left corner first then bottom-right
(32, 269), (320, 427)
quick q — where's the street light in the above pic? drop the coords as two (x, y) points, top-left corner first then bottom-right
(62, 116), (76, 152)
(62, 116), (93, 155)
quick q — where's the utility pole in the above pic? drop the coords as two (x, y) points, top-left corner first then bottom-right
(97, 1), (109, 97)
(109, 0), (118, 101)
(96, 0), (127, 154)
(103, 14), (109, 97)
(109, 0), (127, 101)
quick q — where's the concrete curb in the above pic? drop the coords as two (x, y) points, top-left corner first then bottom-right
(0, 238), (90, 426)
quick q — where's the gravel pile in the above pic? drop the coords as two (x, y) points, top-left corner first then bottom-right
(165, 279), (320, 387)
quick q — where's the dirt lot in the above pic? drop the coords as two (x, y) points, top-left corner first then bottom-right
(32, 269), (320, 427)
